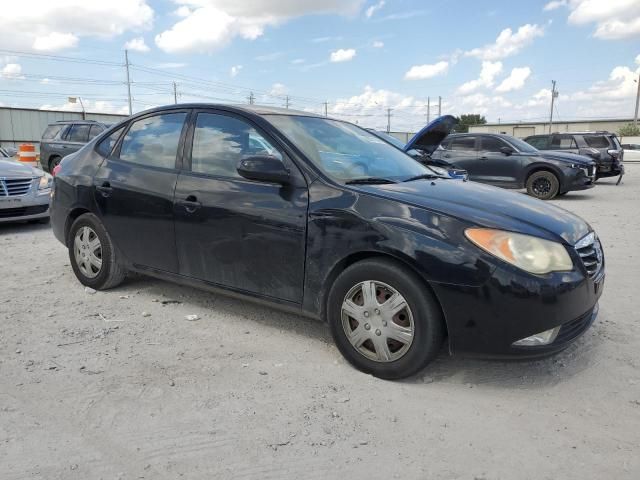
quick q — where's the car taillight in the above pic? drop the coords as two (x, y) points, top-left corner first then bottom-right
(52, 164), (61, 176)
(607, 149), (620, 158)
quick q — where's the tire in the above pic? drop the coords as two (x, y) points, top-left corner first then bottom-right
(48, 156), (61, 173)
(68, 213), (126, 290)
(526, 170), (560, 200)
(327, 258), (445, 379)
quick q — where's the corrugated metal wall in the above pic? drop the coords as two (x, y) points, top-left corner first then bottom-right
(0, 107), (129, 149)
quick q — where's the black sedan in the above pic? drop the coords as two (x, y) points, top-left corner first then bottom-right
(51, 104), (604, 379)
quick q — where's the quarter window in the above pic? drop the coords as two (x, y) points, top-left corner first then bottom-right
(118, 113), (187, 169)
(584, 135), (610, 149)
(190, 113), (282, 178)
(42, 124), (65, 140)
(449, 136), (477, 151)
(67, 124), (91, 143)
(96, 126), (125, 157)
(88, 124), (104, 140)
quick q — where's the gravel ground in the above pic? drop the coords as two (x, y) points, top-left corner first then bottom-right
(1, 168), (639, 480)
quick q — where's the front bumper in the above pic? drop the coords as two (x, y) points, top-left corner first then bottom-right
(0, 187), (51, 223)
(563, 168), (595, 192)
(431, 261), (604, 358)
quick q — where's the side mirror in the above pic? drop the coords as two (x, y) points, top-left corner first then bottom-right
(237, 155), (290, 184)
(500, 146), (514, 156)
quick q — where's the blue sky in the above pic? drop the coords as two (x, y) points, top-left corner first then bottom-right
(0, 0), (639, 131)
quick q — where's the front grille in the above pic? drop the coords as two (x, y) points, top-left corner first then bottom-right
(0, 178), (34, 197)
(574, 232), (603, 278)
(554, 308), (595, 345)
(0, 204), (48, 218)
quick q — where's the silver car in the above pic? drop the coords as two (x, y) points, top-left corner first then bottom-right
(0, 159), (52, 223)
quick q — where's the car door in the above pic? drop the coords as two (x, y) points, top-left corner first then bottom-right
(442, 136), (480, 178)
(476, 136), (522, 187)
(173, 109), (308, 303)
(93, 110), (189, 273)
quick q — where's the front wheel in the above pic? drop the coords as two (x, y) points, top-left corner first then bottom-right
(526, 171), (559, 200)
(68, 213), (127, 290)
(327, 258), (445, 379)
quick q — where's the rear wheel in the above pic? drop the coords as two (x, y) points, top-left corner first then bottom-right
(526, 170), (559, 200)
(327, 258), (444, 379)
(68, 213), (126, 290)
(48, 155), (61, 173)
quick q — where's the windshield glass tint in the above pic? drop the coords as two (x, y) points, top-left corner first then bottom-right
(267, 115), (428, 181)
(508, 136), (539, 153)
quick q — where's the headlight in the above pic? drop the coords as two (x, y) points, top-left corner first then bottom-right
(38, 174), (53, 190)
(465, 228), (573, 274)
(427, 165), (449, 176)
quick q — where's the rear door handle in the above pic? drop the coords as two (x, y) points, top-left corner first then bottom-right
(96, 182), (113, 197)
(444, 154), (451, 158)
(177, 195), (202, 213)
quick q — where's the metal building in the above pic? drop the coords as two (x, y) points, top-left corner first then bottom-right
(469, 118), (636, 138)
(0, 107), (129, 150)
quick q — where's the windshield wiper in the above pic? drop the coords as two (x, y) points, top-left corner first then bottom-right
(345, 177), (398, 185)
(403, 173), (444, 182)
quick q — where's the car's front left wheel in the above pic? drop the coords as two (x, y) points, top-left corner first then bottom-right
(526, 170), (559, 200)
(68, 213), (126, 290)
(327, 258), (445, 379)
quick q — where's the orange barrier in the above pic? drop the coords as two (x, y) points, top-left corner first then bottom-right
(17, 144), (39, 168)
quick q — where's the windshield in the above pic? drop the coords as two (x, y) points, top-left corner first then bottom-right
(508, 136), (540, 153)
(267, 115), (430, 182)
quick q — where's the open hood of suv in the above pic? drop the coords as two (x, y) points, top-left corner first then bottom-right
(405, 115), (457, 155)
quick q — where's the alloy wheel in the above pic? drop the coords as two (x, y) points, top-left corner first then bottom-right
(341, 280), (415, 362)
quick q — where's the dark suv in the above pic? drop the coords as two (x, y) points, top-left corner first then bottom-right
(429, 132), (596, 200)
(524, 132), (623, 180)
(40, 120), (110, 172)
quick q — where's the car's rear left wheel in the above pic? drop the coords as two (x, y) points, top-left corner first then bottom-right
(327, 258), (445, 379)
(68, 213), (126, 290)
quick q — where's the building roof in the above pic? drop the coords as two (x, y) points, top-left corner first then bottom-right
(480, 118), (635, 127)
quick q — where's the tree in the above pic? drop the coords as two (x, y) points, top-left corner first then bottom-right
(618, 123), (640, 138)
(454, 114), (487, 133)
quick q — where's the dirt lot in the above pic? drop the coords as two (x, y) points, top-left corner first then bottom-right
(2, 168), (640, 480)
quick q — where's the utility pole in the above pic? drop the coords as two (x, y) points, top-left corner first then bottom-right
(548, 80), (558, 134)
(427, 97), (430, 124)
(248, 92), (255, 105)
(124, 49), (132, 116)
(173, 81), (178, 104)
(284, 95), (290, 109)
(438, 96), (442, 116)
(634, 73), (640, 127)
(323, 101), (328, 117)
(386, 108), (393, 133)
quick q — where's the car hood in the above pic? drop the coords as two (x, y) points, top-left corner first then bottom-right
(405, 115), (457, 154)
(538, 150), (595, 166)
(361, 179), (590, 245)
(0, 159), (42, 178)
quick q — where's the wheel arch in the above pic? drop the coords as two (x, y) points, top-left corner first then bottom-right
(64, 207), (91, 246)
(524, 163), (564, 184)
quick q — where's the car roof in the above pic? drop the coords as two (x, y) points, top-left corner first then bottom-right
(132, 103), (325, 119)
(51, 120), (108, 125)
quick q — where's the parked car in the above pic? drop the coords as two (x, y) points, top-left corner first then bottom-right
(366, 127), (468, 180)
(0, 158), (52, 223)
(427, 130), (596, 200)
(621, 143), (640, 162)
(1, 146), (18, 160)
(524, 132), (624, 180)
(51, 104), (604, 379)
(40, 120), (111, 172)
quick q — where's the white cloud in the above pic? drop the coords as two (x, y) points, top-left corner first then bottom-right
(269, 83), (287, 96)
(636, 54), (640, 65)
(33, 32), (78, 51)
(543, 0), (567, 11)
(291, 58), (305, 64)
(39, 100), (129, 115)
(567, 0), (640, 39)
(1, 0), (153, 52)
(40, 78), (51, 84)
(1, 63), (25, 80)
(404, 61), (449, 80)
(495, 66), (532, 92)
(457, 61), (503, 94)
(372, 40), (384, 48)
(124, 37), (150, 53)
(330, 48), (357, 62)
(365, 0), (385, 18)
(155, 0), (363, 53)
(527, 88), (552, 107)
(230, 64), (243, 77)
(465, 24), (544, 60)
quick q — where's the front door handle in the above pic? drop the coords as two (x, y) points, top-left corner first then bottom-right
(96, 182), (113, 197)
(177, 195), (202, 213)
(444, 154), (451, 158)
(480, 156), (488, 160)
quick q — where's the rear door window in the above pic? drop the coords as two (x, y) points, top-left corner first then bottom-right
(551, 135), (577, 149)
(118, 113), (187, 169)
(42, 124), (65, 140)
(66, 124), (91, 143)
(479, 136), (510, 152)
(449, 136), (477, 151)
